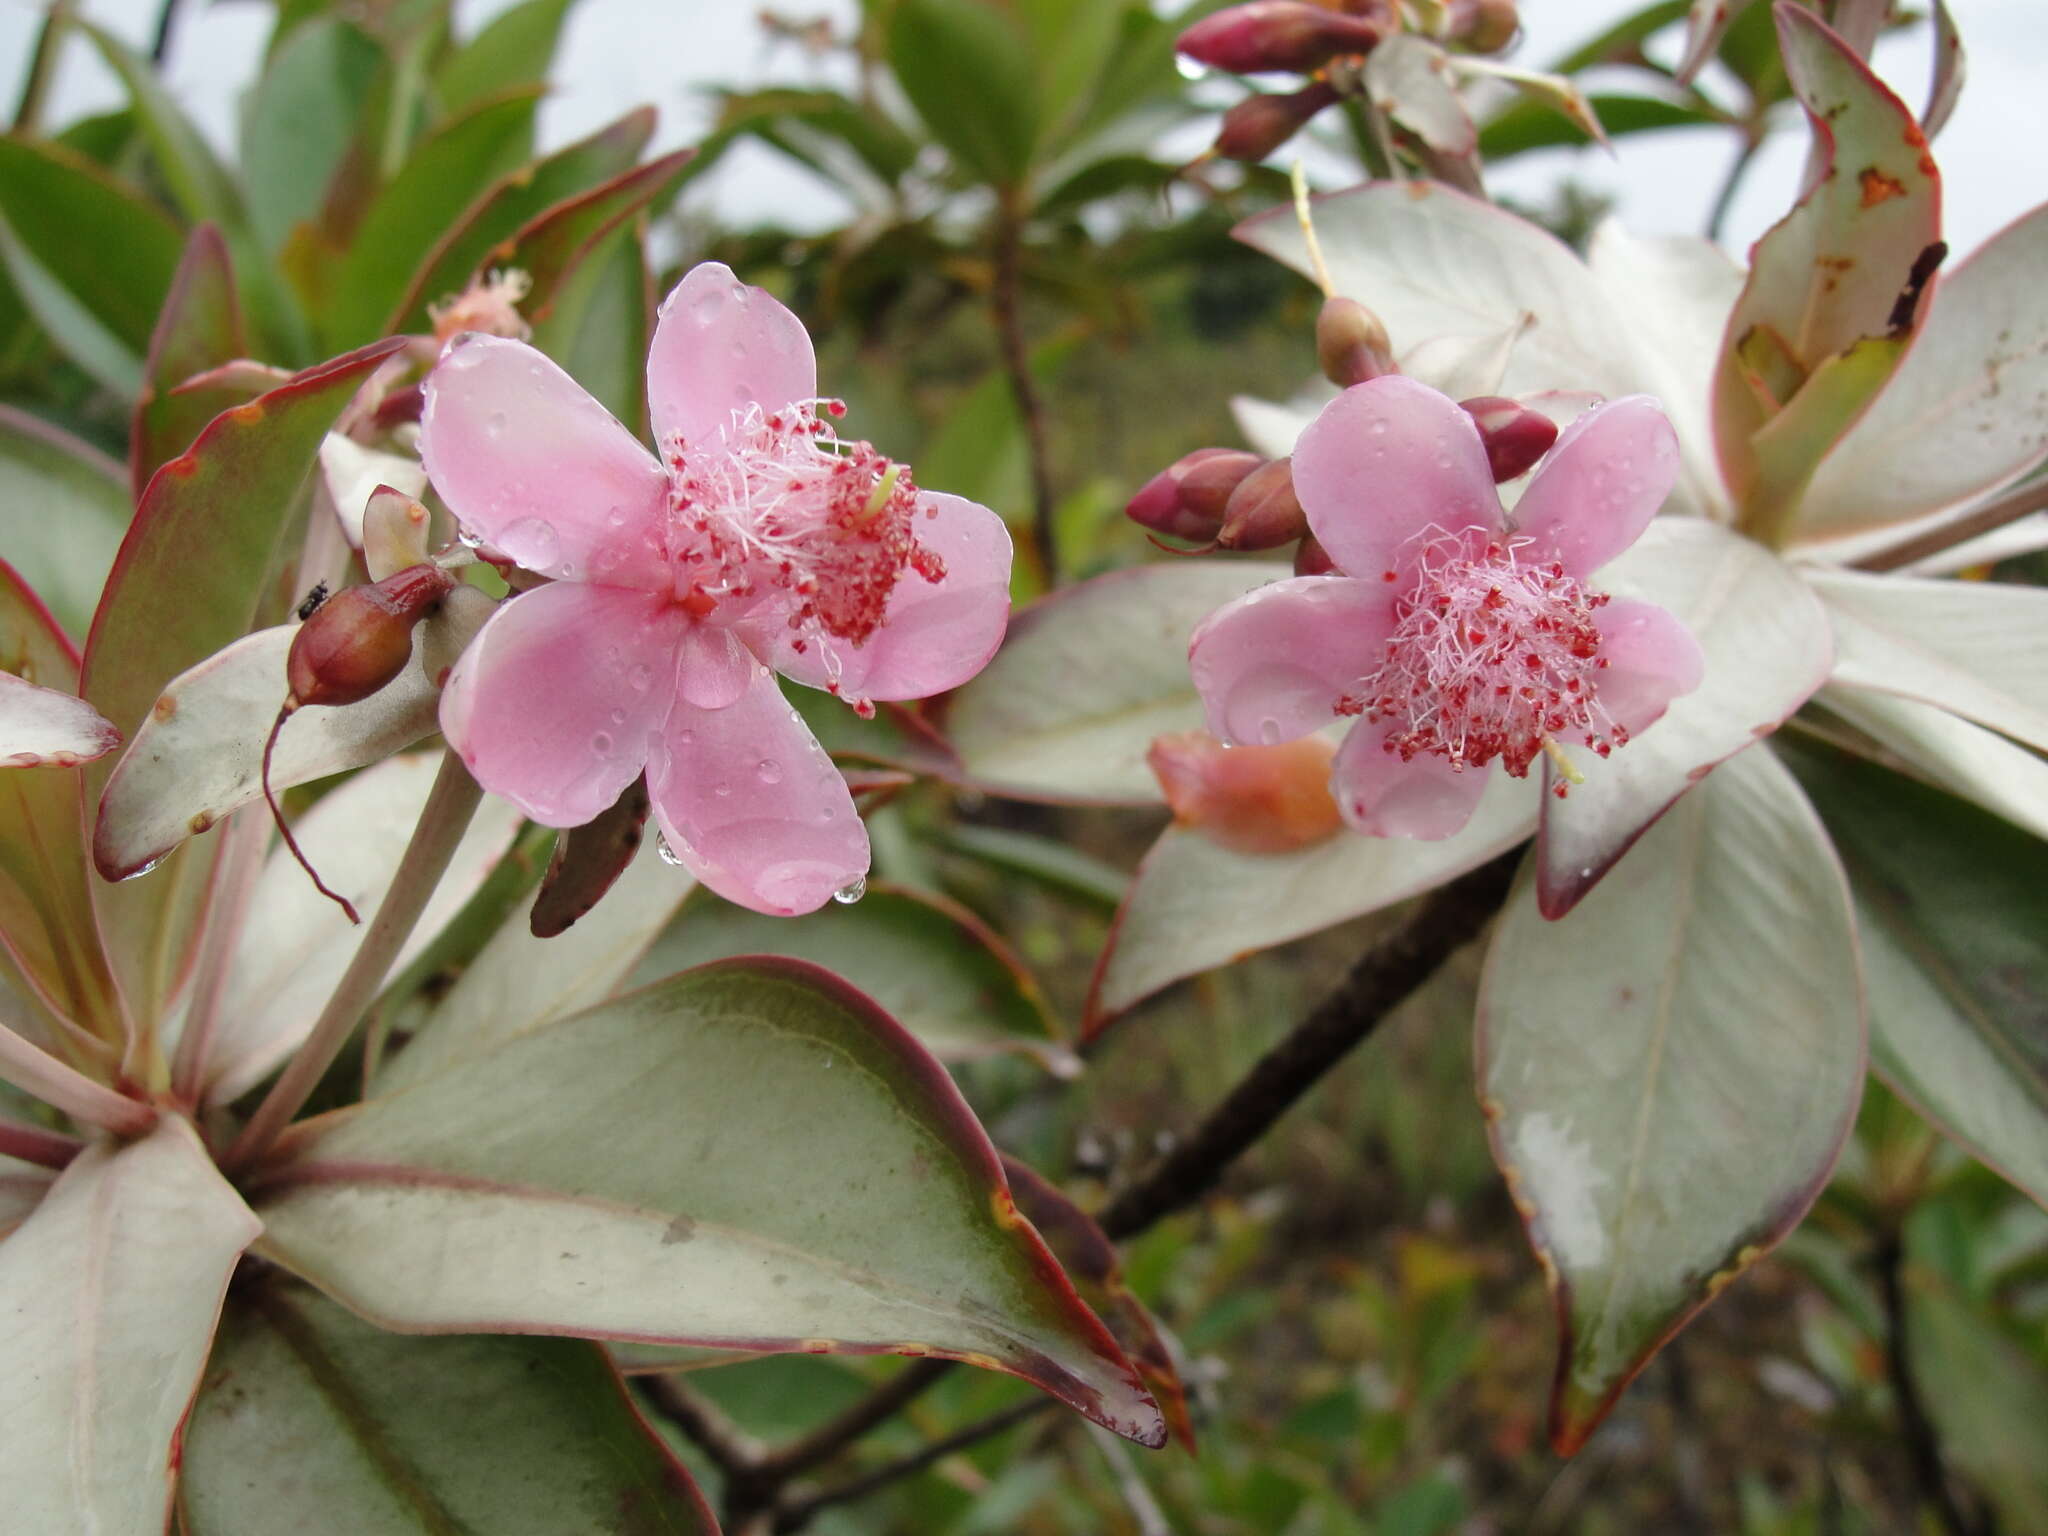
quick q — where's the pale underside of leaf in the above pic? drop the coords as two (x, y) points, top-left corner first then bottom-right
(0, 670), (120, 766)
(1480, 744), (1864, 1452)
(1819, 684), (2048, 842)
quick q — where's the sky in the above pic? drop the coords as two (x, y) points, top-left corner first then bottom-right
(1, 0), (2042, 259)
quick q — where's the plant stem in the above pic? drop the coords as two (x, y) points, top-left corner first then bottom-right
(0, 1112), (83, 1169)
(224, 750), (482, 1173)
(11, 0), (76, 133)
(1874, 1224), (1981, 1536)
(1850, 473), (2048, 573)
(0, 1020), (157, 1137)
(1706, 130), (1761, 245)
(169, 808), (268, 1105)
(990, 192), (1058, 587)
(637, 1374), (763, 1479)
(751, 1357), (953, 1484)
(148, 0), (184, 65)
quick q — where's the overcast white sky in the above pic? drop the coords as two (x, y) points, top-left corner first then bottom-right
(1, 0), (2042, 258)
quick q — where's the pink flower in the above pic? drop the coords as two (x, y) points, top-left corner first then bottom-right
(1189, 376), (1703, 840)
(420, 263), (1013, 915)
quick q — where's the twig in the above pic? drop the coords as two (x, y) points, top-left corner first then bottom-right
(1874, 1224), (1980, 1536)
(990, 193), (1058, 587)
(0, 1020), (157, 1138)
(1096, 849), (1520, 1241)
(1706, 131), (1762, 245)
(10, 0), (75, 133)
(1850, 473), (2048, 573)
(638, 1373), (764, 1480)
(149, 0), (184, 65)
(750, 1357), (953, 1484)
(773, 1396), (1055, 1533)
(225, 750), (482, 1173)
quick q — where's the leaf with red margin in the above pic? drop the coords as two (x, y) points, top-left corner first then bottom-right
(79, 338), (406, 1033)
(1712, 4), (1941, 529)
(180, 1281), (717, 1535)
(250, 958), (1166, 1447)
(999, 1154), (1196, 1452)
(0, 562), (120, 1043)
(130, 223), (248, 501)
(1479, 745), (1863, 1454)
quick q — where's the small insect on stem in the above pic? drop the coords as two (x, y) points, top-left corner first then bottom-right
(296, 581), (330, 622)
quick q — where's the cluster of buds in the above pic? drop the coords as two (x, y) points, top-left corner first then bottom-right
(1183, 0), (1520, 165)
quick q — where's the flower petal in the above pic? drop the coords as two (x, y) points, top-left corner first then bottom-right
(648, 666), (868, 916)
(421, 335), (669, 588)
(1292, 375), (1502, 580)
(1189, 576), (1395, 746)
(677, 621), (757, 710)
(771, 493), (1015, 702)
(1331, 717), (1491, 840)
(1595, 598), (1705, 738)
(647, 263), (818, 449)
(1510, 395), (1680, 576)
(440, 582), (681, 828)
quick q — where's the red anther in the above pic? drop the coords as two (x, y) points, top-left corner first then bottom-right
(1214, 81), (1338, 162)
(1176, 1), (1383, 75)
(1316, 297), (1394, 389)
(1460, 395), (1560, 483)
(1216, 458), (1309, 551)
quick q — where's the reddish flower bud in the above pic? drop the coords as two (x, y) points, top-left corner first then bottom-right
(1294, 533), (1336, 576)
(1148, 730), (1342, 854)
(1127, 448), (1263, 543)
(285, 562), (455, 709)
(1177, 1), (1383, 75)
(1460, 395), (1559, 483)
(1214, 82), (1338, 161)
(1216, 457), (1309, 551)
(1447, 0), (1519, 53)
(1316, 296), (1394, 388)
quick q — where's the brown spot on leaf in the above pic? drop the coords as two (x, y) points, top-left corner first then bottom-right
(229, 402), (265, 426)
(188, 811), (213, 835)
(660, 1213), (697, 1245)
(152, 693), (177, 721)
(1858, 167), (1906, 207)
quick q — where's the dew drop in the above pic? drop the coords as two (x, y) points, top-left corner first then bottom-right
(610, 707), (627, 725)
(591, 731), (614, 755)
(713, 781), (731, 797)
(757, 758), (783, 784)
(675, 728), (694, 746)
(656, 833), (685, 867)
(629, 664), (653, 691)
(1256, 716), (1282, 745)
(606, 506), (628, 528)
(486, 410), (509, 437)
(1370, 418), (1389, 435)
(833, 876), (866, 905)
(1174, 54), (1208, 80)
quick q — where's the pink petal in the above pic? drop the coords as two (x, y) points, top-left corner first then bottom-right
(647, 263), (818, 449)
(1292, 376), (1502, 581)
(1331, 718), (1490, 840)
(422, 335), (668, 588)
(1509, 395), (1679, 576)
(770, 493), (1015, 702)
(1594, 598), (1705, 737)
(677, 621), (757, 710)
(440, 582), (683, 827)
(648, 666), (869, 916)
(1189, 576), (1395, 746)
(0, 671), (119, 766)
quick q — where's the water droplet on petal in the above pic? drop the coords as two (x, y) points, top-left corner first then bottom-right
(629, 664), (653, 691)
(656, 833), (686, 867)
(675, 728), (694, 746)
(757, 758), (783, 784)
(610, 707), (627, 725)
(713, 781), (731, 797)
(833, 876), (866, 905)
(1257, 716), (1282, 745)
(592, 731), (613, 755)
(486, 411), (509, 436)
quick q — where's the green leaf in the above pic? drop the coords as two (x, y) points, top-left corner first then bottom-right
(182, 1281), (716, 1534)
(240, 17), (387, 254)
(939, 560), (1284, 804)
(1908, 1269), (2048, 1530)
(530, 222), (651, 437)
(0, 135), (182, 397)
(80, 339), (404, 1034)
(1713, 6), (1940, 531)
(436, 0), (575, 115)
(630, 882), (1077, 1075)
(1479, 745), (1864, 1453)
(326, 89), (545, 347)
(0, 407), (126, 642)
(0, 1117), (260, 1534)
(886, 0), (1040, 186)
(1786, 740), (2048, 1208)
(385, 107), (655, 336)
(254, 959), (1167, 1446)
(132, 224), (248, 501)
(1479, 93), (1719, 161)
(939, 823), (1128, 913)
(708, 87), (921, 189)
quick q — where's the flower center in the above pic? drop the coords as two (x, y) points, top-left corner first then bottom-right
(1339, 534), (1621, 782)
(662, 401), (944, 651)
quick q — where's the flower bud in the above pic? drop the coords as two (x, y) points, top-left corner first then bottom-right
(1177, 1), (1383, 75)
(1447, 0), (1519, 54)
(1148, 730), (1342, 854)
(1460, 395), (1559, 483)
(1295, 533), (1336, 576)
(1316, 296), (1394, 388)
(362, 484), (433, 582)
(285, 562), (455, 709)
(1214, 82), (1338, 161)
(1216, 457), (1309, 551)
(1127, 448), (1263, 543)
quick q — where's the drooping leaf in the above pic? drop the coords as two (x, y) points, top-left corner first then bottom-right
(240, 17), (388, 255)
(254, 959), (1166, 1446)
(436, 0), (576, 115)
(885, 0), (1041, 187)
(630, 883), (1077, 1075)
(1089, 772), (1537, 1031)
(1535, 519), (1833, 917)
(183, 1282), (715, 1534)
(0, 406), (127, 641)
(1922, 0), (1965, 138)
(131, 224), (248, 500)
(1712, 6), (1941, 535)
(1819, 684), (2048, 843)
(386, 107), (655, 336)
(1785, 740), (2048, 1208)
(1479, 744), (1864, 1453)
(203, 752), (523, 1106)
(1798, 203), (2048, 543)
(939, 560), (1284, 803)
(0, 1116), (260, 1534)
